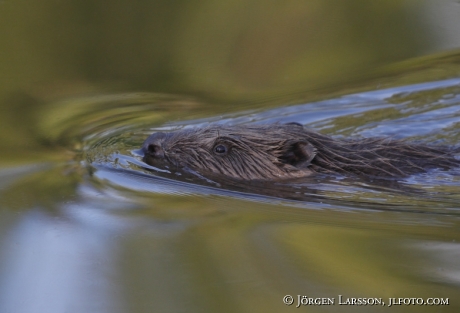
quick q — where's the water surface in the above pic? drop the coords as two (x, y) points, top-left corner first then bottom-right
(1, 1), (460, 313)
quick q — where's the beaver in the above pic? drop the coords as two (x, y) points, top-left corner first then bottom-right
(141, 123), (460, 181)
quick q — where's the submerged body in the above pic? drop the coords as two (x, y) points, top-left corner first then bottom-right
(141, 123), (459, 181)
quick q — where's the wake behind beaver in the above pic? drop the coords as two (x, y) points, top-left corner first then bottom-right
(141, 123), (460, 181)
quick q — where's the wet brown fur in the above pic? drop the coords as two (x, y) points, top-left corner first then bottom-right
(142, 124), (460, 180)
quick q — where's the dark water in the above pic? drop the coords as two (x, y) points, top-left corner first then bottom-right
(1, 1), (460, 313)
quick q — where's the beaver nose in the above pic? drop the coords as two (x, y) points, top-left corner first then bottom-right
(142, 132), (167, 159)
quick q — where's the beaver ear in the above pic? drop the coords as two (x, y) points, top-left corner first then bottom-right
(280, 141), (317, 168)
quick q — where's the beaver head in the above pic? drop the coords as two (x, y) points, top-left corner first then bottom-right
(141, 124), (320, 180)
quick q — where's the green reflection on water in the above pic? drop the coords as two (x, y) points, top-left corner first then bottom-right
(1, 1), (460, 312)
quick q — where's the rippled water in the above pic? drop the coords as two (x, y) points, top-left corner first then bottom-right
(85, 79), (460, 215)
(4, 75), (460, 312)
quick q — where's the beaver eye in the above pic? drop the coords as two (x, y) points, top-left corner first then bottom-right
(214, 144), (228, 155)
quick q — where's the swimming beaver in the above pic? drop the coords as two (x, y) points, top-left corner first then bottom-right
(141, 123), (460, 180)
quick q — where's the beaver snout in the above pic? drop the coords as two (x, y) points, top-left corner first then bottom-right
(142, 132), (167, 160)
